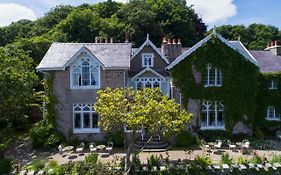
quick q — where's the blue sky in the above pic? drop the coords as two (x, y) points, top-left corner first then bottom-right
(0, 0), (280, 29)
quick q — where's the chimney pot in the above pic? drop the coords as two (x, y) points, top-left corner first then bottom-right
(125, 33), (129, 43)
(177, 38), (181, 44)
(99, 37), (103, 43)
(173, 38), (177, 44)
(275, 40), (278, 46)
(95, 37), (99, 43)
(168, 38), (171, 44)
(105, 37), (108, 43)
(163, 37), (167, 43)
(271, 41), (275, 47)
(110, 37), (113, 43)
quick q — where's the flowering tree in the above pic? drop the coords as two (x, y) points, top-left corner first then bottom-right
(94, 87), (192, 173)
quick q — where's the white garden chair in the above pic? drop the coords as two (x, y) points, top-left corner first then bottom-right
(89, 142), (97, 152)
(227, 140), (236, 150)
(214, 139), (222, 149)
(76, 142), (85, 154)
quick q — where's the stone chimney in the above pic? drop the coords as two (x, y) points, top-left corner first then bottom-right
(265, 40), (281, 56)
(161, 36), (183, 62)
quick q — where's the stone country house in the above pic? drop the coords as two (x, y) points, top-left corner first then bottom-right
(37, 32), (281, 141)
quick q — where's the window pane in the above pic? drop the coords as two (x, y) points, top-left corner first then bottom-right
(217, 111), (224, 126)
(92, 113), (99, 128)
(137, 82), (142, 90)
(83, 113), (91, 128)
(82, 66), (90, 86)
(209, 105), (215, 126)
(201, 111), (207, 127)
(153, 82), (160, 88)
(145, 82), (152, 88)
(74, 113), (81, 128)
(91, 67), (98, 86)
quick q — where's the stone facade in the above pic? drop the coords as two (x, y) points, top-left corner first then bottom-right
(53, 67), (126, 141)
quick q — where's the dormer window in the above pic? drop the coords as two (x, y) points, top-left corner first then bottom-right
(204, 64), (222, 87)
(142, 53), (154, 67)
(71, 52), (100, 89)
(268, 80), (278, 90)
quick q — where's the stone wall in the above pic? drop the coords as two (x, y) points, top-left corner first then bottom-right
(53, 67), (126, 141)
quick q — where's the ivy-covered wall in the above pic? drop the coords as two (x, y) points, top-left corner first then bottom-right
(255, 72), (281, 132)
(171, 36), (260, 132)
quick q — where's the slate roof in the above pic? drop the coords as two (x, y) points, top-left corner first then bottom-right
(37, 43), (132, 70)
(250, 50), (281, 73)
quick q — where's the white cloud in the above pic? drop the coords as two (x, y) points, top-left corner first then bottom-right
(186, 0), (237, 25)
(0, 3), (37, 27)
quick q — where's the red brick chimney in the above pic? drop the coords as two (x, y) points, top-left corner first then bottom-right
(265, 40), (281, 56)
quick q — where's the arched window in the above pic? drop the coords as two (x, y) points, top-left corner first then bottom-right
(137, 82), (143, 90)
(73, 104), (100, 133)
(153, 81), (160, 88)
(201, 101), (224, 129)
(71, 53), (100, 88)
(145, 81), (152, 88)
(204, 64), (222, 87)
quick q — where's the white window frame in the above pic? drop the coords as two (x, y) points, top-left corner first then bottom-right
(200, 101), (225, 130)
(266, 106), (280, 121)
(73, 104), (100, 133)
(205, 64), (222, 87)
(268, 80), (278, 90)
(134, 77), (163, 90)
(142, 53), (154, 67)
(124, 125), (142, 133)
(70, 52), (101, 89)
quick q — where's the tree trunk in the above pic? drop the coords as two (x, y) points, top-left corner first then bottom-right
(124, 132), (136, 175)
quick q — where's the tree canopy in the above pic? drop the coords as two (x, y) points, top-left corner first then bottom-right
(94, 87), (192, 172)
(214, 24), (281, 50)
(0, 46), (38, 126)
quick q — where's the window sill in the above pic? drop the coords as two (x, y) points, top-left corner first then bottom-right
(204, 85), (222, 88)
(265, 118), (281, 121)
(200, 126), (225, 130)
(71, 85), (100, 90)
(73, 128), (101, 134)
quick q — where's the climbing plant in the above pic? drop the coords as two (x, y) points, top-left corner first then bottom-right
(30, 73), (62, 148)
(171, 35), (260, 131)
(255, 72), (281, 132)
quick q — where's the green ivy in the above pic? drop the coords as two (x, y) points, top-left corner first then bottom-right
(255, 72), (281, 131)
(171, 36), (259, 131)
(30, 73), (62, 148)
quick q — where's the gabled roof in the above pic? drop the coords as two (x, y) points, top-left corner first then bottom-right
(166, 31), (258, 70)
(131, 67), (165, 80)
(131, 34), (169, 64)
(250, 50), (281, 73)
(37, 43), (132, 71)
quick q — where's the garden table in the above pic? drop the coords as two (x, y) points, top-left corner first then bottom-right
(97, 144), (106, 152)
(64, 146), (74, 153)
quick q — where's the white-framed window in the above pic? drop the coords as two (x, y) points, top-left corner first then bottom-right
(70, 52), (100, 89)
(268, 80), (278, 90)
(201, 101), (225, 130)
(204, 64), (222, 87)
(134, 78), (162, 90)
(73, 104), (100, 133)
(124, 125), (142, 133)
(266, 106), (280, 121)
(142, 53), (154, 67)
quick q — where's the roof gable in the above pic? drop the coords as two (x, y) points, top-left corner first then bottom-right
(132, 34), (169, 64)
(132, 67), (165, 80)
(166, 31), (258, 70)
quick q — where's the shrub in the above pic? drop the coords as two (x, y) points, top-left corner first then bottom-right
(131, 154), (141, 170)
(105, 130), (124, 147)
(220, 153), (233, 165)
(231, 133), (251, 141)
(192, 154), (212, 167)
(250, 153), (264, 165)
(147, 155), (161, 167)
(30, 120), (62, 148)
(0, 158), (12, 174)
(28, 157), (46, 170)
(269, 154), (281, 164)
(198, 130), (230, 142)
(250, 139), (276, 150)
(85, 153), (98, 164)
(175, 131), (196, 147)
(237, 156), (248, 165)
